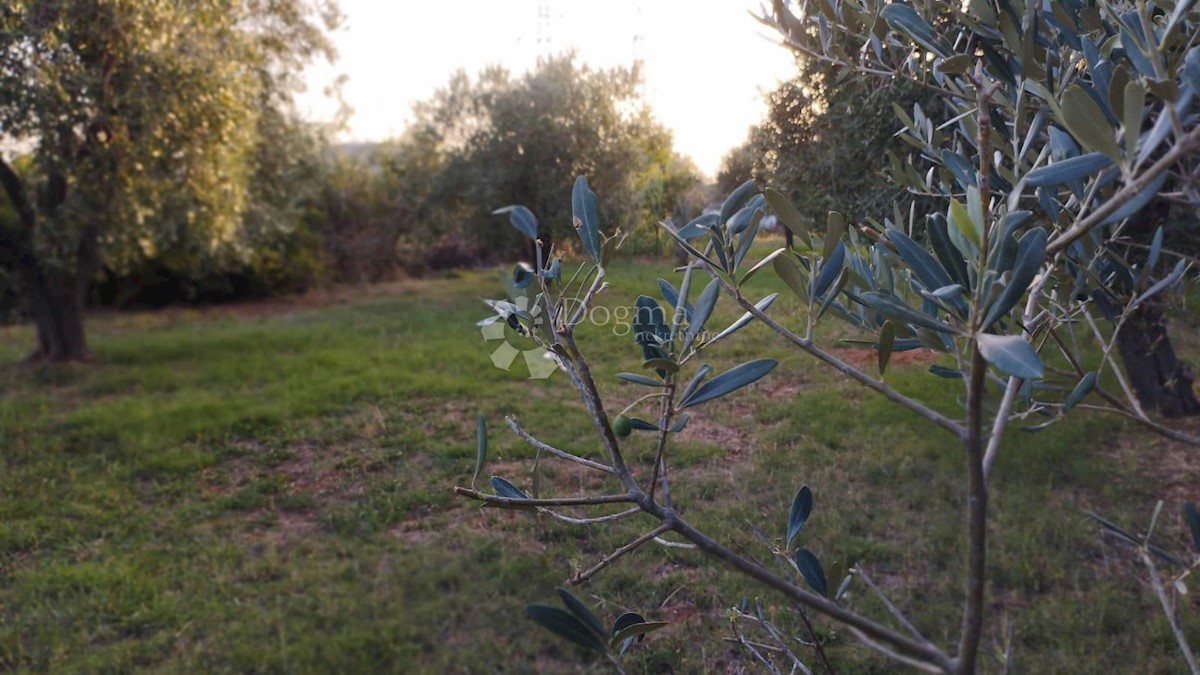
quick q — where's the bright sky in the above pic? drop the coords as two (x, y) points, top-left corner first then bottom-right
(297, 1), (798, 179)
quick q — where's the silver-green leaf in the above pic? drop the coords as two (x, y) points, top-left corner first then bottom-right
(976, 333), (1044, 379)
(679, 359), (778, 409)
(571, 176), (603, 263)
(494, 205), (537, 239)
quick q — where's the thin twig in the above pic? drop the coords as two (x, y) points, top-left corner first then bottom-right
(733, 618), (784, 674)
(567, 267), (607, 329)
(1047, 125), (1200, 257)
(983, 272), (1049, 480)
(656, 455), (674, 510)
(453, 487), (633, 508)
(468, 257), (958, 671)
(1141, 550), (1200, 675)
(1060, 310), (1200, 446)
(1114, 239), (1200, 268)
(537, 506), (641, 526)
(758, 4), (965, 101)
(845, 626), (945, 674)
(722, 635), (791, 655)
(664, 512), (956, 672)
(853, 565), (927, 643)
(534, 240), (559, 334)
(1047, 324), (1200, 446)
(1081, 306), (1146, 418)
(652, 536), (697, 550)
(755, 623), (813, 674)
(571, 524), (671, 584)
(687, 255), (965, 439)
(506, 416), (615, 475)
(737, 611), (816, 648)
(756, 598), (821, 675)
(1000, 616), (1016, 675)
(1072, 404), (1200, 445)
(649, 382), (676, 503)
(982, 376), (1022, 480)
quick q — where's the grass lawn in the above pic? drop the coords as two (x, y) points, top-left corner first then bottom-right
(1, 247), (1198, 673)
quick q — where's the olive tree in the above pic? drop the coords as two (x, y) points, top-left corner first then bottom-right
(762, 0), (1200, 419)
(0, 0), (339, 361)
(457, 0), (1200, 672)
(405, 54), (697, 262)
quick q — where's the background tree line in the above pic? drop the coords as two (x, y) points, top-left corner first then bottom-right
(1, 2), (702, 356)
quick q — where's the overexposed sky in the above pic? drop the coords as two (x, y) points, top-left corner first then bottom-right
(297, 1), (797, 178)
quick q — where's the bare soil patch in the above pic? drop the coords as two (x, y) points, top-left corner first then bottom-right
(682, 416), (750, 455)
(1106, 418), (1200, 504)
(828, 346), (940, 370)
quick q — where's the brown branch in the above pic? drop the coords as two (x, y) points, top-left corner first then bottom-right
(665, 511), (956, 672)
(958, 70), (993, 675)
(464, 258), (961, 671)
(570, 524), (671, 585)
(958, 344), (988, 675)
(557, 329), (642, 495)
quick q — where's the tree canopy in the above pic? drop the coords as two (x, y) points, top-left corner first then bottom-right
(401, 53), (699, 259)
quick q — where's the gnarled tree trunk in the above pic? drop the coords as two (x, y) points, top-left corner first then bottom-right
(1117, 303), (1200, 418)
(25, 267), (90, 362)
(1113, 201), (1200, 418)
(1, 159), (95, 363)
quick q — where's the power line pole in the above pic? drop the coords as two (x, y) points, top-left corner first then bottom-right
(536, 1), (553, 50)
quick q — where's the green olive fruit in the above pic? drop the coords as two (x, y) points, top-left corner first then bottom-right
(613, 415), (633, 438)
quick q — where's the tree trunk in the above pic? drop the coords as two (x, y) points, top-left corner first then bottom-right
(1, 160), (94, 363)
(1117, 304), (1200, 418)
(1109, 200), (1200, 419)
(26, 267), (90, 362)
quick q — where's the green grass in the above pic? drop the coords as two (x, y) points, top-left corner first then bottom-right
(1, 250), (1197, 673)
